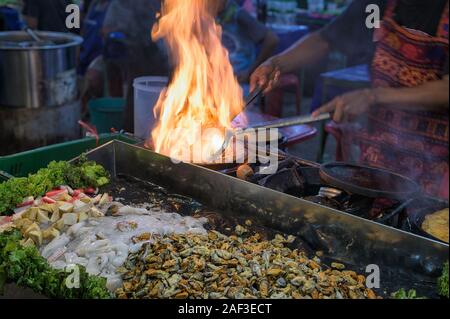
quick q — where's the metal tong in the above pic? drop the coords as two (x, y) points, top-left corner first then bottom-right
(243, 85), (263, 109)
(210, 95), (331, 161)
(242, 112), (331, 130)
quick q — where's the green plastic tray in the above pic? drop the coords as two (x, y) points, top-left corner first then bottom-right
(0, 134), (140, 178)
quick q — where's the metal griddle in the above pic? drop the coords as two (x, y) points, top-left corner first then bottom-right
(81, 140), (448, 297)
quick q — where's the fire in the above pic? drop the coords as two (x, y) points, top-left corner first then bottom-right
(150, 0), (244, 161)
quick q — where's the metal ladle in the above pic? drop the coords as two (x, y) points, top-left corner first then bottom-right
(24, 27), (55, 46)
(24, 27), (43, 42)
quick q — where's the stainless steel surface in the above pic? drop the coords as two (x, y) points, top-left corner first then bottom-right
(249, 113), (331, 130)
(85, 141), (449, 283)
(0, 100), (82, 155)
(0, 31), (83, 108)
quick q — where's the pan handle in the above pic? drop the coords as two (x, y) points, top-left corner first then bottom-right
(379, 198), (415, 226)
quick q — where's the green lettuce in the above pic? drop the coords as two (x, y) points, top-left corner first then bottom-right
(0, 158), (110, 215)
(0, 230), (111, 299)
(438, 262), (449, 298)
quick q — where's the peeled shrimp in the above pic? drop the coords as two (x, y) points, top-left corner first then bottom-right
(86, 254), (109, 275)
(110, 243), (129, 267)
(41, 234), (70, 259)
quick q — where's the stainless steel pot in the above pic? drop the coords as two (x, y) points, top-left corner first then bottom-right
(0, 31), (83, 108)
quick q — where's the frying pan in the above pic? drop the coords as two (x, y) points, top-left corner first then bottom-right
(143, 132), (288, 172)
(404, 197), (449, 244)
(198, 135), (288, 172)
(319, 162), (421, 201)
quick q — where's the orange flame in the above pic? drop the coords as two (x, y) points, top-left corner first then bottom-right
(150, 0), (244, 161)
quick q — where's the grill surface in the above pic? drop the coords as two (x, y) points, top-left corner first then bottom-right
(83, 141), (449, 298)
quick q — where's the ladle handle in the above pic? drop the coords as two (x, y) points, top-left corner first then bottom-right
(24, 27), (42, 42)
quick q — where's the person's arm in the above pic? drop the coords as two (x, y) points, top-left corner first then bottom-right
(244, 30), (279, 80)
(250, 0), (378, 93)
(270, 31), (330, 75)
(375, 76), (449, 110)
(312, 76), (450, 122)
(250, 31), (330, 92)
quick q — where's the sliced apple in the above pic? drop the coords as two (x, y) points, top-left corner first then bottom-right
(78, 211), (89, 222)
(73, 200), (91, 214)
(54, 218), (65, 231)
(28, 230), (43, 245)
(43, 227), (60, 240)
(99, 193), (110, 205)
(13, 218), (33, 230)
(23, 207), (40, 221)
(24, 223), (40, 236)
(63, 213), (78, 226)
(40, 203), (58, 214)
(20, 238), (35, 248)
(79, 196), (92, 204)
(50, 209), (61, 223)
(37, 210), (50, 224)
(59, 202), (74, 214)
(89, 207), (104, 218)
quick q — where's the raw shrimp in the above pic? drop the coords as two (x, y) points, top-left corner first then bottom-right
(41, 234), (70, 259)
(86, 254), (109, 275)
(76, 239), (110, 256)
(67, 222), (87, 237)
(110, 243), (129, 267)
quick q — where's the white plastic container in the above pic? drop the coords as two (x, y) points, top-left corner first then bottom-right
(133, 76), (168, 140)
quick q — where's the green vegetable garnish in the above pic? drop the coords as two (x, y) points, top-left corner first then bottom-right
(0, 157), (110, 215)
(438, 262), (449, 298)
(391, 288), (426, 299)
(0, 230), (111, 299)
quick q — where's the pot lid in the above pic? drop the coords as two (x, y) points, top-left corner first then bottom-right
(0, 31), (83, 50)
